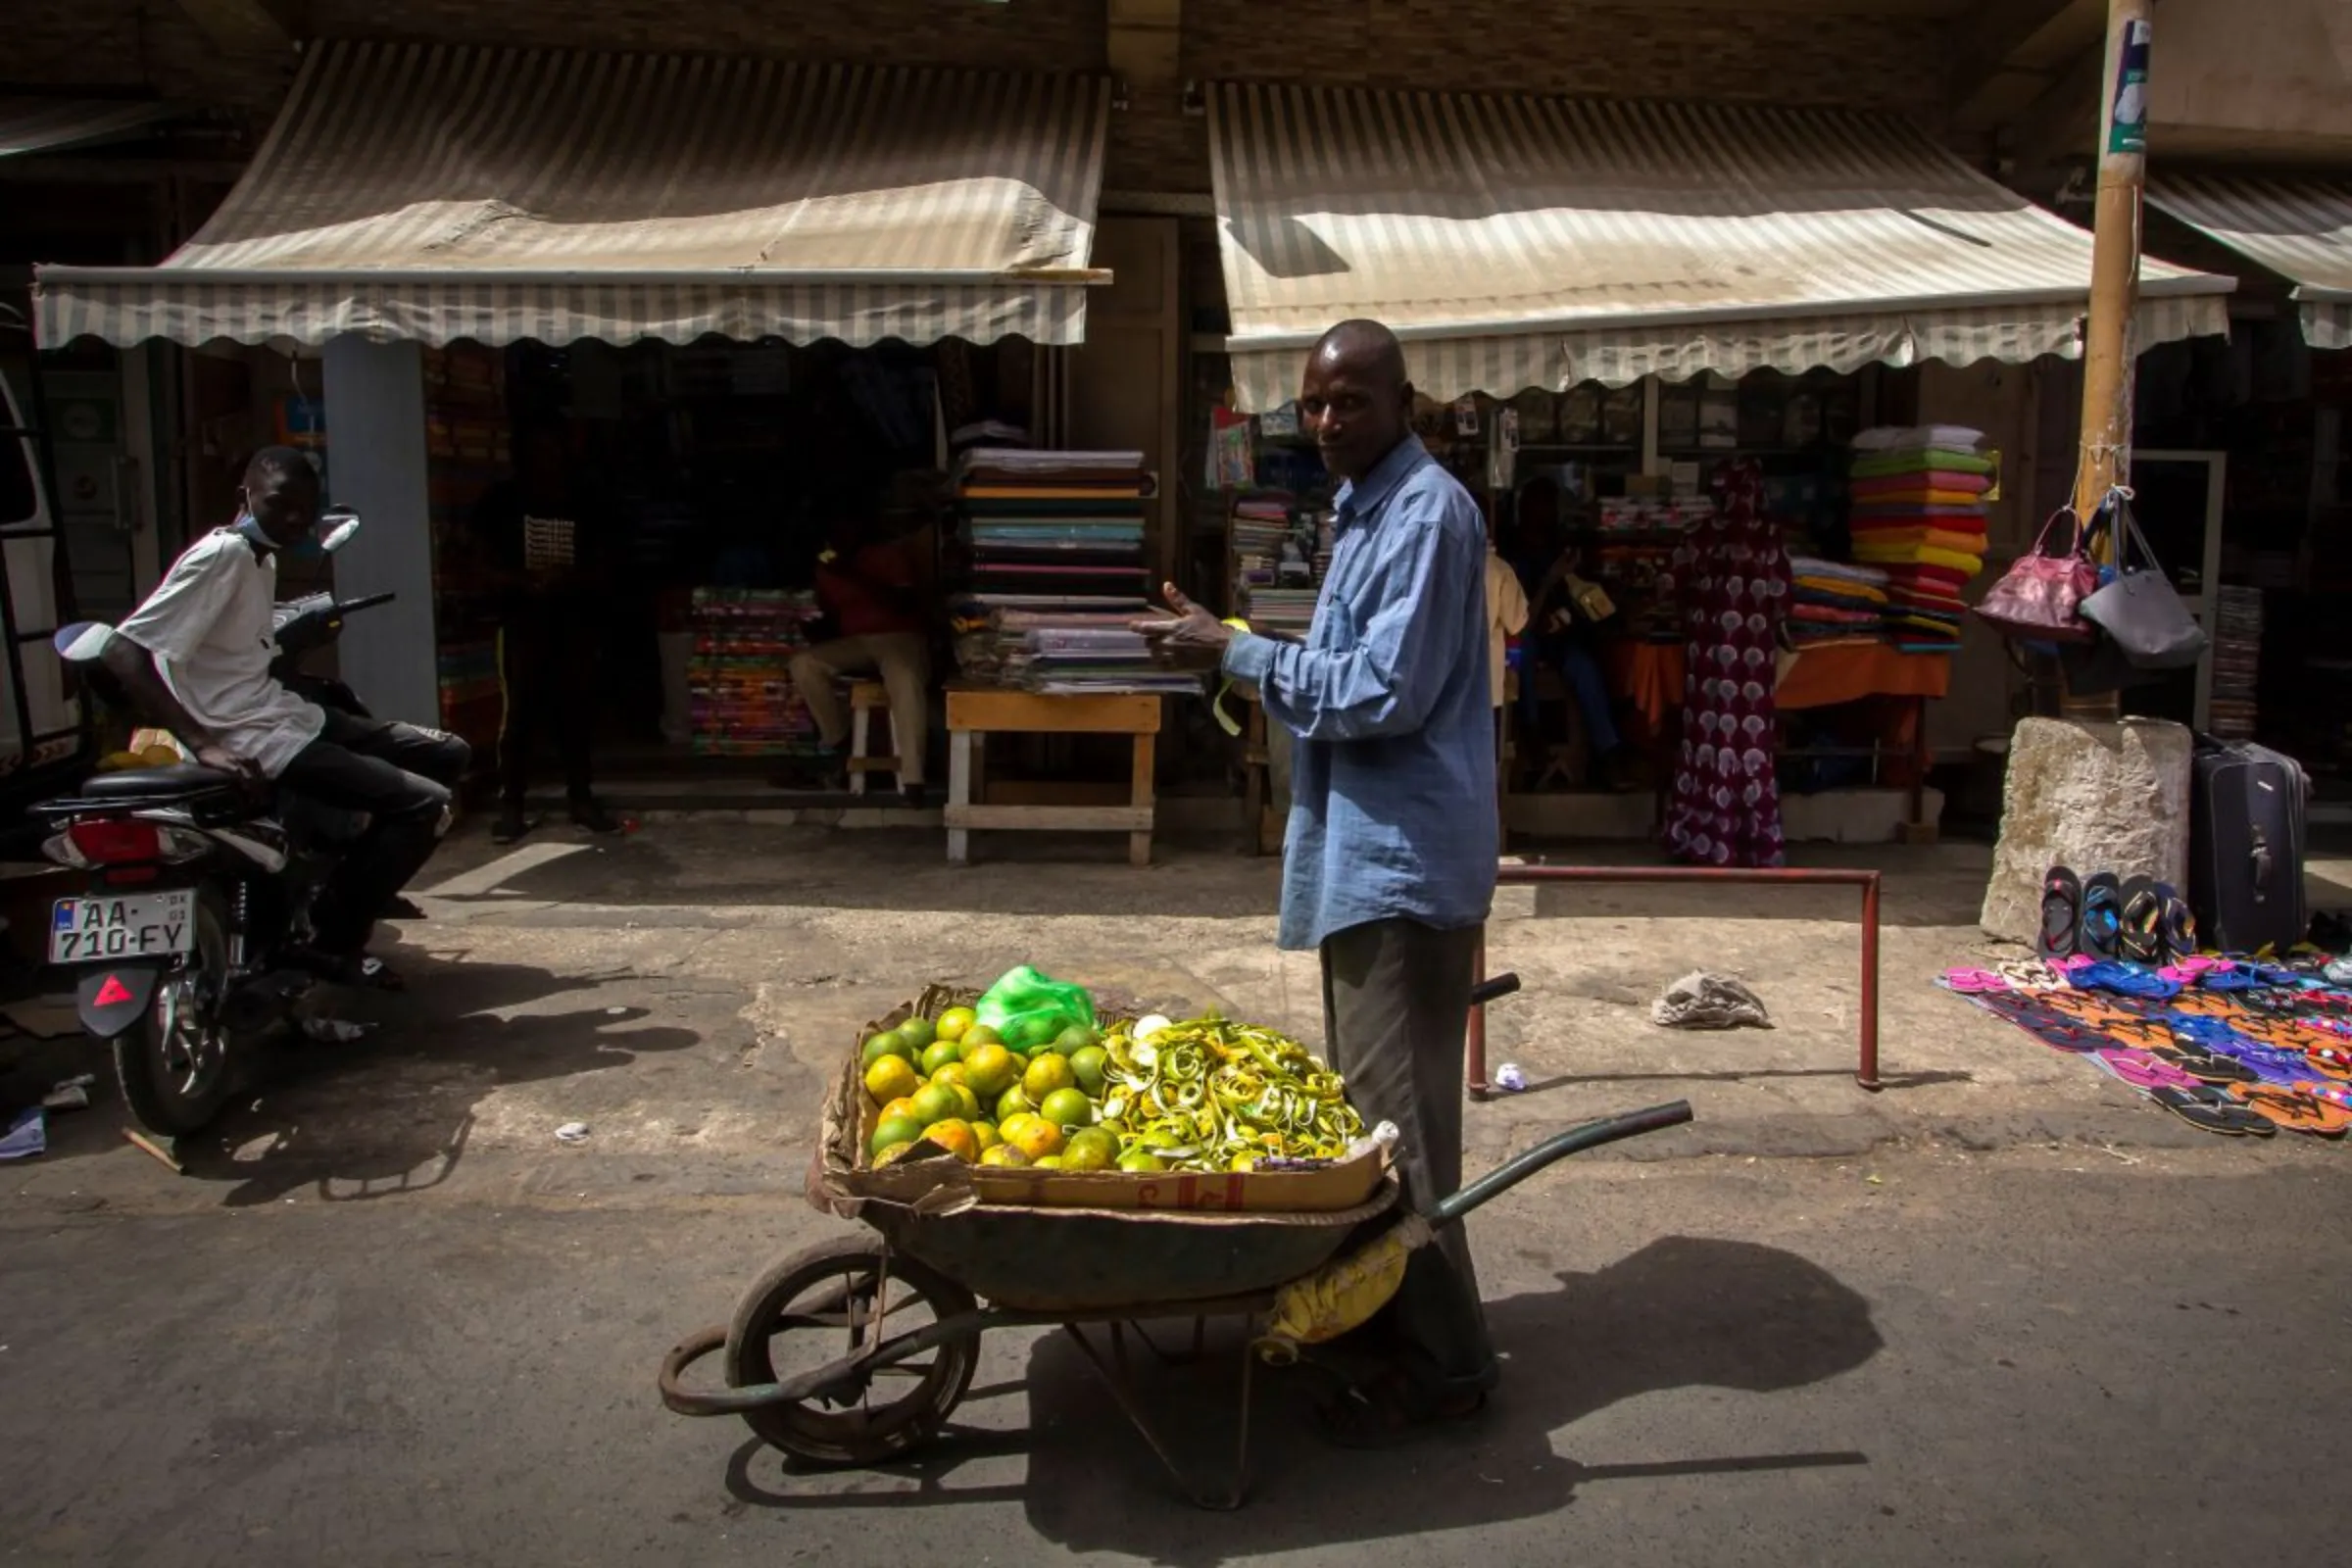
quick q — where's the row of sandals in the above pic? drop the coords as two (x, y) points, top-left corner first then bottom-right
(2038, 865), (2198, 967)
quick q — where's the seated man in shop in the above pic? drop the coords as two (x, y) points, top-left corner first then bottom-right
(1136, 318), (1498, 1445)
(782, 487), (933, 805)
(98, 446), (467, 985)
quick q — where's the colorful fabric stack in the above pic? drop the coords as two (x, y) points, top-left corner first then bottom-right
(956, 449), (1152, 612)
(1844, 426), (1993, 654)
(689, 589), (823, 756)
(1787, 557), (1888, 650)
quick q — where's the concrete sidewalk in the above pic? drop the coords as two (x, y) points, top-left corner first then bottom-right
(9, 820), (2351, 1218)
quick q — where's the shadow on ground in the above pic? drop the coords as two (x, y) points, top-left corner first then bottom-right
(716, 1235), (1882, 1563)
(15, 952), (699, 1204)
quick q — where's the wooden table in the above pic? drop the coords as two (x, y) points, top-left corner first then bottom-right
(945, 687), (1162, 866)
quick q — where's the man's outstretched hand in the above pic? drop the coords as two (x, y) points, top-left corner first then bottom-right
(1133, 583), (1233, 671)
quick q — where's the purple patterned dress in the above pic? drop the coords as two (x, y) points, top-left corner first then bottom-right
(1663, 460), (1788, 868)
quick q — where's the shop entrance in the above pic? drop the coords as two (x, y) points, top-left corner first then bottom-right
(427, 335), (1054, 809)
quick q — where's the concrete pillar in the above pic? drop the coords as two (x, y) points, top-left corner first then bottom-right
(1981, 716), (2194, 944)
(319, 338), (439, 727)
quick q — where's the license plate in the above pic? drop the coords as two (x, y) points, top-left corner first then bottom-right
(49, 890), (196, 964)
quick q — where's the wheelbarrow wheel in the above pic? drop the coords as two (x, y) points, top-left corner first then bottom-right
(724, 1236), (980, 1466)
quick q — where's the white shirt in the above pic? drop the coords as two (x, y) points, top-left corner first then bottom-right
(1484, 548), (1529, 709)
(113, 527), (324, 778)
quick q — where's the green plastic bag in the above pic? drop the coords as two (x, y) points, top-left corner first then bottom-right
(975, 965), (1096, 1053)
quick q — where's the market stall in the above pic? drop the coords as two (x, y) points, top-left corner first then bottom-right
(939, 446), (1201, 862)
(32, 42), (1118, 802)
(1193, 81), (2239, 854)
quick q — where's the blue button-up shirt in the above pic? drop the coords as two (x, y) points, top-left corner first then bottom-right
(1224, 436), (1496, 952)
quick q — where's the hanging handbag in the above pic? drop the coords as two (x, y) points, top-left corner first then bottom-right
(1974, 508), (2097, 643)
(2078, 493), (2209, 669)
(1564, 573), (1616, 623)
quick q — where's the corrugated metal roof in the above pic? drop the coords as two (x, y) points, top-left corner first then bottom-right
(35, 42), (1110, 350)
(0, 97), (176, 159)
(1208, 83), (2233, 409)
(2148, 171), (2352, 351)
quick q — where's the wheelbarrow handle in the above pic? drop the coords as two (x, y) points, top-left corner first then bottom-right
(1467, 971), (1522, 1008)
(1426, 1100), (1692, 1228)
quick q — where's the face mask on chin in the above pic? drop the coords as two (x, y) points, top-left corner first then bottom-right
(234, 512), (324, 560)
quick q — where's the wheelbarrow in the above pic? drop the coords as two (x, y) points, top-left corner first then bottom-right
(659, 978), (1693, 1508)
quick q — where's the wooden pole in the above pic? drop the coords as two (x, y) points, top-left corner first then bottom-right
(2062, 0), (2154, 720)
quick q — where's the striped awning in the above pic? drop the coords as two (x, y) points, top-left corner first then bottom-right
(35, 42), (1110, 351)
(2147, 172), (2352, 351)
(1208, 84), (2234, 410)
(0, 96), (178, 158)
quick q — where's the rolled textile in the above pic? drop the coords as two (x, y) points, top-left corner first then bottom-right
(1852, 425), (1984, 452)
(1786, 557), (1889, 587)
(1848, 472), (1993, 501)
(1790, 603), (1883, 626)
(1851, 544), (1984, 574)
(1845, 526), (1989, 557)
(1849, 448), (1997, 479)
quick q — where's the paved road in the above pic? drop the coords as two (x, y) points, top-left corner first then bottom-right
(7, 1141), (2349, 1567)
(8, 822), (2352, 1565)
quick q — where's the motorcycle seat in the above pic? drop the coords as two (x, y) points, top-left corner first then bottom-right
(76, 762), (244, 801)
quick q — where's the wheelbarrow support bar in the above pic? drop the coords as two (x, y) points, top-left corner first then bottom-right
(1427, 1100), (1692, 1228)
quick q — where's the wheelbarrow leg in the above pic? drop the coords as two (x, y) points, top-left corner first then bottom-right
(1062, 1323), (1251, 1511)
(1126, 1314), (1212, 1367)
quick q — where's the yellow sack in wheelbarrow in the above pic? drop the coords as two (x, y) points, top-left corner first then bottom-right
(1252, 1213), (1432, 1364)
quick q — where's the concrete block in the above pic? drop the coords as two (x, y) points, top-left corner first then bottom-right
(1980, 717), (2192, 944)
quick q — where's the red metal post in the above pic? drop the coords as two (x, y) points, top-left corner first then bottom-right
(1858, 872), (1883, 1092)
(1466, 924), (1491, 1097)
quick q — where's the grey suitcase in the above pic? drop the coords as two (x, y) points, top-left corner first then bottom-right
(2188, 737), (2308, 955)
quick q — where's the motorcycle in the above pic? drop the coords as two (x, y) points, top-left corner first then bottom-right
(32, 509), (394, 1135)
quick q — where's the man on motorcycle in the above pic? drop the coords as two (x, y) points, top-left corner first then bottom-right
(96, 447), (468, 984)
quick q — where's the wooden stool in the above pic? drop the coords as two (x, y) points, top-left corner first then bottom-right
(846, 680), (901, 794)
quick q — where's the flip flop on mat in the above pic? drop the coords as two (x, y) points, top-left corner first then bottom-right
(2150, 1086), (2276, 1137)
(2154, 881), (2197, 964)
(2119, 876), (2165, 966)
(2230, 1085), (2352, 1138)
(2079, 872), (2125, 962)
(2039, 866), (2082, 959)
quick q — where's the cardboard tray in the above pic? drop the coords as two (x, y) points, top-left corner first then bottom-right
(808, 985), (1386, 1217)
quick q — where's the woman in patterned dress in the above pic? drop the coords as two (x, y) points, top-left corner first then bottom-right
(1663, 459), (1788, 868)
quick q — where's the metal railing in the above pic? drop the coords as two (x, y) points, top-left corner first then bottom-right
(1470, 862), (1885, 1095)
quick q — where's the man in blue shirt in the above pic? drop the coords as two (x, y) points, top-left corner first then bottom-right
(1140, 319), (1497, 1443)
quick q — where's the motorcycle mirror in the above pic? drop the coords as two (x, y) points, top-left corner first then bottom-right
(318, 509), (362, 554)
(54, 621), (114, 662)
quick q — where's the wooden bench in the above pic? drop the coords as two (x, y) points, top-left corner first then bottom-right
(944, 687), (1161, 867)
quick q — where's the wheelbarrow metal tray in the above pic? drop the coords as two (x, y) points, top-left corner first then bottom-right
(812, 988), (1386, 1215)
(861, 1185), (1399, 1313)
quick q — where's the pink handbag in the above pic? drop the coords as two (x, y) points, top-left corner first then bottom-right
(1974, 509), (2097, 643)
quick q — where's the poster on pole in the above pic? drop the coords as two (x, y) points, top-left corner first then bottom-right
(2107, 19), (2150, 156)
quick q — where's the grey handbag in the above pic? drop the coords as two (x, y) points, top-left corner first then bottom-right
(2079, 495), (2209, 669)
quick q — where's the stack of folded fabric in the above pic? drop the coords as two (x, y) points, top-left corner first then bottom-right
(1843, 426), (1993, 654)
(1787, 557), (1889, 650)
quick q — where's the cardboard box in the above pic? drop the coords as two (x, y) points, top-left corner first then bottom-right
(808, 987), (1387, 1217)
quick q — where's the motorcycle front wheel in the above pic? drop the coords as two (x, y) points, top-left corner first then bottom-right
(113, 888), (238, 1135)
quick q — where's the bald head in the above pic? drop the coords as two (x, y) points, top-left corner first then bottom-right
(1299, 318), (1414, 483)
(1312, 319), (1409, 388)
